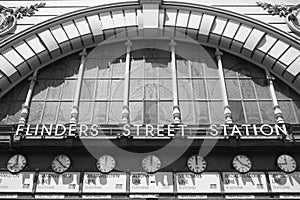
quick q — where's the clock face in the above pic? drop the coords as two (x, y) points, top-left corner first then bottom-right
(96, 155), (116, 173)
(187, 155), (207, 173)
(51, 154), (71, 173)
(277, 154), (297, 173)
(142, 155), (161, 173)
(7, 154), (27, 173)
(232, 154), (252, 173)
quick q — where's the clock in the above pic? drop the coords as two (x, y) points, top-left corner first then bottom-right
(142, 155), (161, 173)
(187, 155), (207, 173)
(232, 154), (252, 173)
(96, 155), (116, 173)
(7, 154), (27, 173)
(277, 154), (297, 173)
(51, 154), (71, 173)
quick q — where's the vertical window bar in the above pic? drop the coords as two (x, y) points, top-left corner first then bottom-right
(121, 40), (132, 124)
(169, 39), (181, 124)
(265, 69), (285, 123)
(70, 48), (87, 124)
(215, 48), (233, 123)
(19, 69), (39, 125)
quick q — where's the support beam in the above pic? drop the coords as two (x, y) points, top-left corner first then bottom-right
(19, 70), (38, 125)
(70, 49), (87, 124)
(265, 70), (285, 124)
(121, 40), (132, 124)
(169, 39), (181, 124)
(215, 48), (233, 124)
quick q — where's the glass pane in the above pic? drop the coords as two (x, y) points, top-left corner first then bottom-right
(180, 101), (195, 124)
(144, 101), (158, 124)
(130, 79), (144, 100)
(28, 101), (43, 124)
(279, 101), (297, 123)
(65, 58), (80, 78)
(95, 80), (110, 100)
(274, 80), (291, 100)
(47, 80), (62, 100)
(254, 79), (271, 99)
(192, 79), (206, 99)
(226, 79), (241, 99)
(57, 102), (72, 124)
(236, 62), (251, 78)
(112, 62), (125, 78)
(145, 80), (158, 100)
(93, 102), (108, 124)
(81, 80), (95, 100)
(32, 80), (48, 100)
(191, 62), (204, 77)
(61, 80), (76, 100)
(244, 101), (262, 123)
(39, 64), (66, 78)
(194, 101), (210, 124)
(131, 60), (144, 78)
(207, 79), (222, 99)
(108, 101), (122, 124)
(159, 79), (172, 100)
(248, 63), (266, 78)
(177, 60), (190, 78)
(12, 82), (29, 100)
(110, 80), (124, 100)
(229, 101), (245, 124)
(178, 79), (192, 100)
(79, 102), (93, 124)
(85, 59), (107, 78)
(42, 102), (58, 124)
(130, 101), (143, 124)
(293, 101), (300, 123)
(240, 79), (256, 99)
(259, 101), (275, 123)
(157, 62), (171, 78)
(204, 63), (218, 77)
(144, 63), (158, 78)
(159, 101), (173, 124)
(209, 101), (224, 124)
(6, 101), (23, 124)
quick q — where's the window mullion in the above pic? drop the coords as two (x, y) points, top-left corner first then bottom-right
(121, 40), (132, 124)
(70, 48), (87, 124)
(265, 69), (285, 123)
(169, 39), (181, 124)
(19, 69), (39, 125)
(215, 48), (233, 124)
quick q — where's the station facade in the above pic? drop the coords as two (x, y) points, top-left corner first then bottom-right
(0, 0), (300, 199)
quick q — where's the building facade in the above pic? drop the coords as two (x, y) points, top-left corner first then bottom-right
(0, 0), (299, 199)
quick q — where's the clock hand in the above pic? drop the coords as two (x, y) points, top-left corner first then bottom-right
(236, 158), (251, 168)
(195, 157), (198, 165)
(56, 158), (67, 168)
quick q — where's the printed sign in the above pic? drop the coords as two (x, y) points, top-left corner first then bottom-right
(269, 172), (300, 193)
(83, 172), (127, 193)
(222, 172), (268, 193)
(35, 172), (80, 193)
(130, 172), (173, 193)
(0, 172), (34, 193)
(175, 172), (221, 193)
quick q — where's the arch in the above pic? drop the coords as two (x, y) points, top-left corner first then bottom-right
(0, 1), (300, 98)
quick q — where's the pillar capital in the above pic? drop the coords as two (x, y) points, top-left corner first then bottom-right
(125, 40), (132, 53)
(215, 48), (223, 58)
(169, 39), (177, 52)
(79, 48), (87, 57)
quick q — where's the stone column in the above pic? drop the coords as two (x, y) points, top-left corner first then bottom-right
(19, 69), (38, 125)
(70, 48), (87, 124)
(121, 40), (132, 124)
(215, 48), (233, 124)
(169, 39), (181, 124)
(265, 70), (284, 123)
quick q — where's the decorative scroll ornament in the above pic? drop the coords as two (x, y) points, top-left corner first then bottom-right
(0, 3), (45, 37)
(257, 2), (300, 36)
